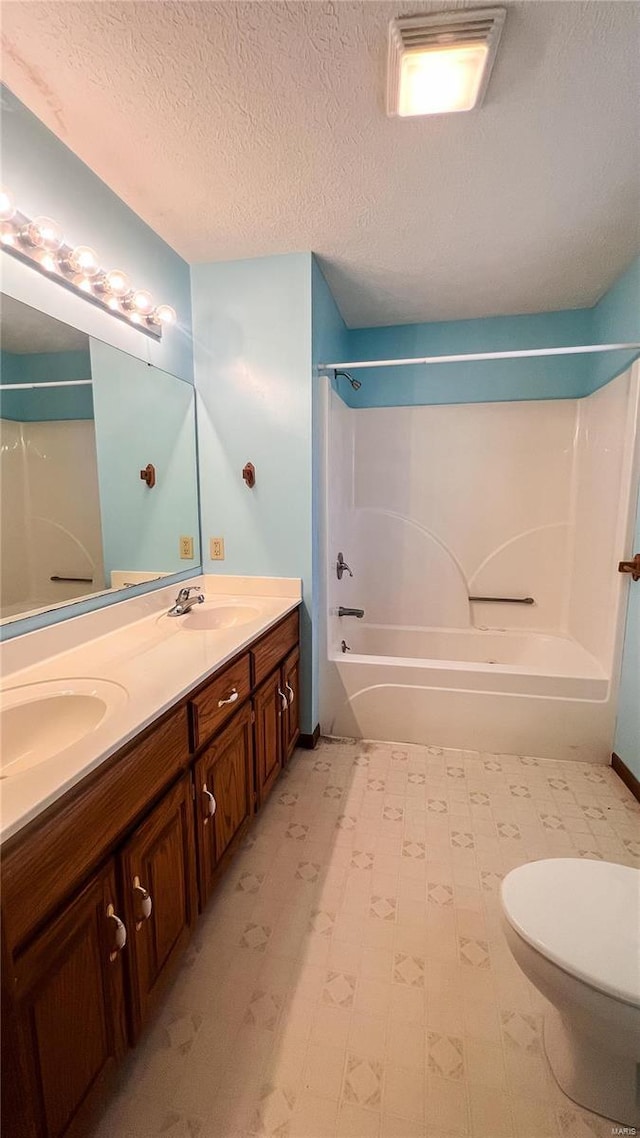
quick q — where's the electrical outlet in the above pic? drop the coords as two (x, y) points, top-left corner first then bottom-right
(210, 537), (225, 561)
(179, 535), (194, 559)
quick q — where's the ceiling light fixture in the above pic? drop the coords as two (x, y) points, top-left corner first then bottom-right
(1, 192), (178, 338)
(387, 8), (506, 117)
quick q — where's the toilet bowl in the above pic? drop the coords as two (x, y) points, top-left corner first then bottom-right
(501, 858), (640, 1127)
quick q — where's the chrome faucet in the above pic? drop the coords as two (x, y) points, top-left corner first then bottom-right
(337, 606), (364, 618)
(167, 586), (205, 617)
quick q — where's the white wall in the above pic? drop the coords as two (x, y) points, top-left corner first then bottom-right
(326, 371), (637, 668)
(0, 418), (104, 617)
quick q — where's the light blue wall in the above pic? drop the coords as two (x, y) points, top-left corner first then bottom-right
(0, 349), (93, 420)
(614, 487), (640, 780)
(589, 257), (640, 393)
(316, 255), (640, 409)
(192, 253), (316, 732)
(1, 86), (193, 384)
(90, 339), (200, 578)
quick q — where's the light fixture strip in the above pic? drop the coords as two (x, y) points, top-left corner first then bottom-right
(0, 192), (177, 338)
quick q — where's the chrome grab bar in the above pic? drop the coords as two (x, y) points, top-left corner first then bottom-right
(469, 596), (535, 605)
(50, 575), (93, 583)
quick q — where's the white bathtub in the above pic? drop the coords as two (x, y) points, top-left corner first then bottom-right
(322, 623), (613, 764)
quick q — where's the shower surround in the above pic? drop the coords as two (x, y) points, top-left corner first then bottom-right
(321, 367), (639, 762)
(0, 418), (104, 619)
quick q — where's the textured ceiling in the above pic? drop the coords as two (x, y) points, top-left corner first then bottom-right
(2, 1), (639, 326)
(1, 295), (89, 353)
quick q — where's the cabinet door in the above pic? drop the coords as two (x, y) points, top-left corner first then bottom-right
(254, 670), (285, 806)
(12, 861), (127, 1138)
(282, 647), (301, 762)
(193, 704), (254, 907)
(120, 775), (197, 1039)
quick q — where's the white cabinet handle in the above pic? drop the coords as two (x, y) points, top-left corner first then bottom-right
(132, 876), (153, 928)
(218, 688), (238, 708)
(278, 688), (288, 712)
(285, 683), (295, 705)
(203, 783), (217, 822)
(106, 903), (127, 961)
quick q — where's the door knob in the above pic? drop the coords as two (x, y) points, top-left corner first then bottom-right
(618, 554), (640, 582)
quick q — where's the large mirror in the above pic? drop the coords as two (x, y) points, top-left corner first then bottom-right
(0, 295), (201, 624)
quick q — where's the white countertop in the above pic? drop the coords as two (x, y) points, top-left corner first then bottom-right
(0, 575), (301, 844)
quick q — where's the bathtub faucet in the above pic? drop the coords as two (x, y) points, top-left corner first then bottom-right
(337, 606), (364, 618)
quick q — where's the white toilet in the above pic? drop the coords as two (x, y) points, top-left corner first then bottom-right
(501, 858), (640, 1127)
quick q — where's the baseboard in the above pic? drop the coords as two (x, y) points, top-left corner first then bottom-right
(299, 724), (320, 750)
(611, 752), (640, 803)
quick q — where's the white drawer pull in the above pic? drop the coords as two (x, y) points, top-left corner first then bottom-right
(106, 903), (127, 960)
(203, 784), (217, 820)
(218, 688), (239, 708)
(278, 688), (288, 712)
(285, 683), (294, 705)
(133, 877), (153, 928)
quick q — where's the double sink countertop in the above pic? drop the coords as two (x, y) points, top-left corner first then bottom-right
(0, 575), (302, 845)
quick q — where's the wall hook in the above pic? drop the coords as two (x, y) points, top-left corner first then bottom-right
(242, 462), (256, 488)
(140, 463), (156, 488)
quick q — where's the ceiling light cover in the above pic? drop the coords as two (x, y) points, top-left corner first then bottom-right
(388, 8), (506, 117)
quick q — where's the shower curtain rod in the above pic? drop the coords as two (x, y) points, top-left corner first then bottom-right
(319, 342), (640, 371)
(0, 380), (92, 391)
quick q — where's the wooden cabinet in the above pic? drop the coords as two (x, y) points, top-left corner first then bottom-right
(189, 653), (251, 751)
(119, 775), (197, 1039)
(1, 603), (301, 1138)
(254, 670), (285, 806)
(251, 610), (298, 688)
(11, 862), (127, 1138)
(282, 647), (301, 761)
(254, 646), (301, 805)
(193, 704), (254, 906)
(1, 709), (189, 957)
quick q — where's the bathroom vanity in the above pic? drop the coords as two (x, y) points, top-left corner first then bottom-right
(0, 580), (301, 1138)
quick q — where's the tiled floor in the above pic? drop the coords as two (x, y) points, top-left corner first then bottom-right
(92, 739), (640, 1138)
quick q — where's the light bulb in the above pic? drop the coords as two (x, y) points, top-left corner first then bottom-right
(0, 189), (15, 221)
(103, 269), (131, 297)
(131, 289), (154, 315)
(106, 295), (122, 311)
(34, 249), (59, 273)
(22, 215), (64, 251)
(71, 273), (94, 294)
(150, 304), (177, 327)
(67, 245), (100, 277)
(0, 221), (16, 246)
(129, 310), (142, 325)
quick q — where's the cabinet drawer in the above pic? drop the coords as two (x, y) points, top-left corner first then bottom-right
(251, 610), (299, 688)
(190, 653), (251, 750)
(1, 709), (189, 956)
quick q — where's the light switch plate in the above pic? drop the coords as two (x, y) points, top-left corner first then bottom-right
(179, 535), (194, 559)
(210, 537), (225, 560)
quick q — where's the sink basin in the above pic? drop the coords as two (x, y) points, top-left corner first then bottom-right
(0, 678), (128, 778)
(181, 603), (261, 631)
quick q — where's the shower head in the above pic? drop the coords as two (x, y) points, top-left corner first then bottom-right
(335, 370), (362, 391)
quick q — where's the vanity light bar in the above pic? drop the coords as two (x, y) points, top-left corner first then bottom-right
(0, 189), (177, 339)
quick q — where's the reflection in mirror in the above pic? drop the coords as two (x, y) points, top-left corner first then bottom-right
(89, 339), (200, 585)
(0, 296), (201, 625)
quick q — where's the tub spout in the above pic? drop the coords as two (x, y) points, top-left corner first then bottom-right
(338, 606), (364, 618)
